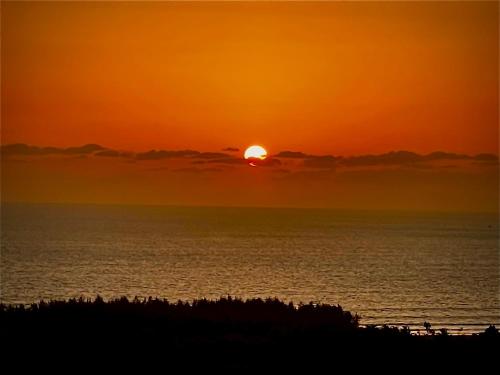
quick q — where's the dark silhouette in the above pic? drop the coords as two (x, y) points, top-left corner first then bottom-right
(1, 296), (498, 369)
(424, 321), (432, 334)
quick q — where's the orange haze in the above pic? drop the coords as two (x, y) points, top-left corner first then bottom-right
(2, 1), (498, 155)
(1, 1), (498, 212)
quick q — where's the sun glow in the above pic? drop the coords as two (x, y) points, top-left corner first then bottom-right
(244, 145), (267, 166)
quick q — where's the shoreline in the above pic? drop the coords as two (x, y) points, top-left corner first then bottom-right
(3, 296), (499, 368)
(2, 296), (497, 336)
(2, 296), (498, 337)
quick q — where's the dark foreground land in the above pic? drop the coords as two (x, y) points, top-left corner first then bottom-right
(1, 297), (499, 369)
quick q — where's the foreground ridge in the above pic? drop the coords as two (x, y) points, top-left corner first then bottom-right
(2, 296), (499, 368)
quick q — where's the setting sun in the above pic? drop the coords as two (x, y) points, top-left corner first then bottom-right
(1, 2), (499, 362)
(244, 145), (267, 166)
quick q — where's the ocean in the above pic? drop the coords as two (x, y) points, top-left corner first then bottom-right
(1, 203), (498, 333)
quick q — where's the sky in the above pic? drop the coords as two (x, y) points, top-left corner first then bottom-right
(1, 1), (499, 212)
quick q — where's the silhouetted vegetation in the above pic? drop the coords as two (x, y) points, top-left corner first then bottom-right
(1, 296), (498, 369)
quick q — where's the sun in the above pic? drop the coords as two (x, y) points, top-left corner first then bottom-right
(244, 145), (267, 166)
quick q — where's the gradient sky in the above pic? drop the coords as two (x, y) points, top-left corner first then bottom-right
(1, 1), (498, 212)
(2, 1), (498, 155)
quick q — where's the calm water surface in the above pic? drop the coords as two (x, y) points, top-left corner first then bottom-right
(1, 203), (499, 333)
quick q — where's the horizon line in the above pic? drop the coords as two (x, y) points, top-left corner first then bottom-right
(2, 200), (499, 216)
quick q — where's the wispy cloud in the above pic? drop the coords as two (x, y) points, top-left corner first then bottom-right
(1, 143), (105, 156)
(274, 151), (312, 158)
(339, 151), (497, 167)
(2, 144), (497, 172)
(204, 157), (247, 165)
(304, 155), (339, 169)
(135, 149), (200, 160)
(196, 152), (231, 159)
(134, 149), (229, 160)
(2, 144), (497, 212)
(95, 150), (132, 158)
(272, 149), (499, 169)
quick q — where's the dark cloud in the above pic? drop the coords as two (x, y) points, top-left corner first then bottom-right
(3, 144), (497, 172)
(63, 144), (105, 154)
(273, 150), (498, 169)
(135, 150), (232, 160)
(304, 155), (339, 168)
(95, 150), (121, 157)
(245, 157), (282, 167)
(339, 151), (498, 167)
(423, 151), (471, 161)
(95, 150), (132, 158)
(205, 157), (248, 165)
(174, 167), (223, 173)
(340, 151), (421, 167)
(1, 144), (41, 155)
(196, 152), (231, 159)
(277, 150), (500, 169)
(473, 153), (498, 161)
(274, 151), (312, 158)
(197, 156), (281, 167)
(274, 151), (340, 168)
(473, 160), (499, 167)
(260, 158), (282, 167)
(222, 147), (239, 152)
(135, 149), (200, 160)
(406, 163), (443, 170)
(1, 143), (105, 156)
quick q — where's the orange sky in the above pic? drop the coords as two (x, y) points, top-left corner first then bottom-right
(2, 1), (498, 155)
(1, 1), (498, 212)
